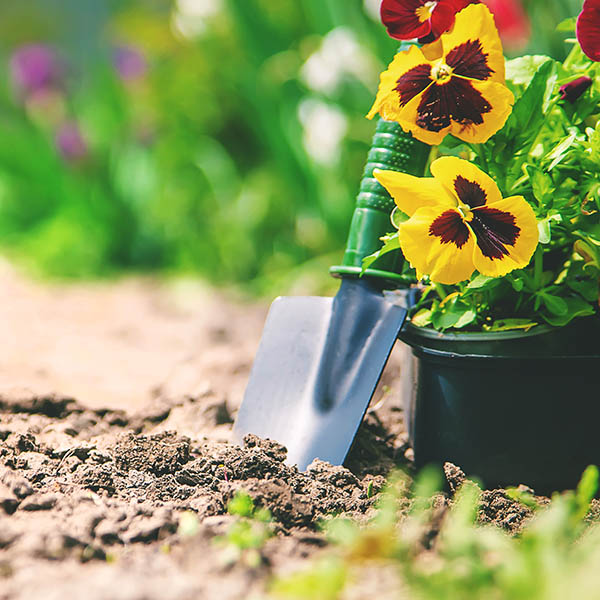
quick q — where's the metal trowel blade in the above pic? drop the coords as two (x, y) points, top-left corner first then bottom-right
(232, 278), (407, 471)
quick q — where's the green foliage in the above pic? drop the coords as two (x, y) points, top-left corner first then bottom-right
(360, 231), (400, 273)
(227, 489), (257, 518)
(270, 558), (347, 600)
(0, 0), (590, 291)
(405, 43), (600, 332)
(215, 490), (274, 567)
(0, 0), (399, 292)
(272, 466), (600, 600)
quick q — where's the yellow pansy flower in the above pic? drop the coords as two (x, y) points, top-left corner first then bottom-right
(374, 157), (538, 284)
(367, 3), (514, 145)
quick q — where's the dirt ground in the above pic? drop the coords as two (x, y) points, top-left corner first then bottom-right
(0, 262), (546, 600)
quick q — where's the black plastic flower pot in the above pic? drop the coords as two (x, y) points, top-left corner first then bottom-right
(398, 317), (600, 493)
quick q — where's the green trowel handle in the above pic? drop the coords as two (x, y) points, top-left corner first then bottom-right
(330, 119), (430, 285)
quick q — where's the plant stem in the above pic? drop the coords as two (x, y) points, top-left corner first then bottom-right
(470, 143), (489, 173)
(563, 42), (582, 70)
(533, 245), (544, 290)
(433, 282), (448, 300)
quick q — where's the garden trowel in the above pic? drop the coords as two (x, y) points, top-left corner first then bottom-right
(233, 118), (430, 470)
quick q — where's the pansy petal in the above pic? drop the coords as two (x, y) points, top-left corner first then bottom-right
(429, 0), (458, 39)
(471, 195), (538, 277)
(421, 39), (444, 61)
(577, 0), (600, 62)
(452, 0), (480, 10)
(449, 78), (513, 143)
(393, 88), (453, 145)
(369, 3), (513, 146)
(409, 76), (492, 139)
(374, 169), (454, 217)
(367, 44), (431, 121)
(393, 73), (512, 145)
(442, 3), (505, 83)
(404, 73), (511, 143)
(430, 156), (502, 206)
(400, 207), (476, 284)
(381, 0), (432, 40)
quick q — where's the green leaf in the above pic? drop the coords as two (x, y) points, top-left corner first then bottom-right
(576, 465), (599, 514)
(254, 507), (272, 523)
(505, 487), (539, 510)
(506, 55), (553, 87)
(556, 17), (577, 33)
(537, 214), (561, 244)
(542, 296), (595, 326)
(448, 480), (481, 527)
(432, 308), (462, 330)
(431, 298), (475, 331)
(486, 319), (538, 332)
(540, 293), (569, 316)
(510, 60), (556, 135)
(528, 167), (554, 206)
(390, 207), (408, 229)
(537, 220), (551, 244)
(574, 239), (600, 270)
(588, 123), (600, 162)
(453, 309), (477, 329)
(509, 275), (525, 292)
(271, 558), (347, 600)
(567, 272), (599, 301)
(361, 232), (400, 274)
(228, 490), (255, 517)
(546, 129), (578, 171)
(466, 274), (495, 290)
(411, 308), (433, 328)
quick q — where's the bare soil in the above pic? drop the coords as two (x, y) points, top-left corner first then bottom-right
(0, 263), (558, 600)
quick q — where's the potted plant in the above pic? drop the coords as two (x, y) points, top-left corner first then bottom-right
(364, 0), (600, 491)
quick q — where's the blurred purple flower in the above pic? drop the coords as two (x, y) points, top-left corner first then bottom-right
(112, 46), (147, 82)
(10, 44), (62, 97)
(559, 76), (593, 103)
(55, 121), (88, 161)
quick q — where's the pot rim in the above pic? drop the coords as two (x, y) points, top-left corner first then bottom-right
(401, 321), (554, 342)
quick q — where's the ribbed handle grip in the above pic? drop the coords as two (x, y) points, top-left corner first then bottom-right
(358, 119), (430, 212)
(330, 119), (430, 284)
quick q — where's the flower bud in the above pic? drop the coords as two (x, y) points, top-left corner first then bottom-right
(559, 76), (593, 103)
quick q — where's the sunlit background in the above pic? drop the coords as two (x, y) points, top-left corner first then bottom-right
(0, 0), (584, 294)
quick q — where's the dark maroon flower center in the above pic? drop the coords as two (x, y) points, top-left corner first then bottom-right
(416, 78), (492, 132)
(470, 208), (520, 259)
(454, 176), (487, 208)
(394, 63), (433, 105)
(429, 210), (471, 248)
(429, 205), (521, 260)
(446, 40), (493, 80)
(394, 40), (494, 132)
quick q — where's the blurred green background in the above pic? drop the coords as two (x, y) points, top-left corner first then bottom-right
(0, 0), (584, 294)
